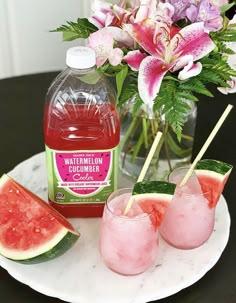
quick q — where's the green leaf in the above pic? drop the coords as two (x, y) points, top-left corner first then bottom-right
(116, 65), (128, 99)
(181, 80), (214, 97)
(221, 3), (235, 15)
(164, 75), (180, 82)
(62, 31), (80, 41)
(132, 95), (143, 116)
(219, 45), (235, 55)
(153, 96), (166, 112)
(78, 72), (101, 85)
(162, 101), (174, 114)
(228, 23), (236, 28)
(118, 85), (137, 107)
(218, 35), (236, 42)
(213, 28), (236, 43)
(176, 91), (199, 102)
(200, 69), (230, 86)
(52, 18), (97, 41)
(153, 78), (192, 141)
(228, 69), (236, 77)
(98, 63), (110, 74)
(117, 75), (139, 107)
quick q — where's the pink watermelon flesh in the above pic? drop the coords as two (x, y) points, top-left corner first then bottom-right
(0, 175), (77, 251)
(132, 181), (176, 229)
(195, 159), (233, 208)
(196, 173), (230, 208)
(137, 198), (170, 229)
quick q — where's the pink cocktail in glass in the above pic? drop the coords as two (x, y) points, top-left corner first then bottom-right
(99, 188), (158, 275)
(159, 167), (215, 249)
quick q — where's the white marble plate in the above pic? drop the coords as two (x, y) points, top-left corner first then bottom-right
(0, 152), (231, 303)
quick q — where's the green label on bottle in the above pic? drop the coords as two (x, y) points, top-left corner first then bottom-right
(45, 146), (119, 204)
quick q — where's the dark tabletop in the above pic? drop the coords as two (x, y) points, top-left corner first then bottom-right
(0, 72), (235, 303)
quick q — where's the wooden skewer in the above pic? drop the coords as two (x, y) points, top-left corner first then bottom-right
(123, 131), (163, 215)
(180, 104), (233, 187)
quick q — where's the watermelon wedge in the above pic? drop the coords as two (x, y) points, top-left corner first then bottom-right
(195, 159), (233, 208)
(131, 181), (176, 228)
(0, 174), (80, 264)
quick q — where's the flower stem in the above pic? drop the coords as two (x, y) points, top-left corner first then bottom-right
(163, 123), (172, 172)
(150, 133), (164, 179)
(142, 117), (148, 149)
(130, 119), (151, 163)
(166, 132), (193, 158)
(119, 115), (139, 153)
(181, 133), (194, 141)
(151, 119), (158, 139)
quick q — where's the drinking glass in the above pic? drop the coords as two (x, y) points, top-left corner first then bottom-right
(159, 167), (215, 249)
(99, 188), (159, 275)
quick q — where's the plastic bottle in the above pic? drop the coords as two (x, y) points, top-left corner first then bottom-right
(43, 46), (120, 217)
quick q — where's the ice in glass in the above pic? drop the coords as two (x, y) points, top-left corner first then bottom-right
(99, 188), (158, 275)
(159, 167), (215, 249)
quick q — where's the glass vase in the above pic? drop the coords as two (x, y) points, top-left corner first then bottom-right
(119, 100), (197, 181)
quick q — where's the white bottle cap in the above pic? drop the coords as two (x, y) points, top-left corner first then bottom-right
(66, 46), (96, 69)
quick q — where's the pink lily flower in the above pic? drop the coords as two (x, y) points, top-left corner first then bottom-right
(218, 77), (236, 94)
(89, 0), (114, 28)
(135, 0), (174, 24)
(177, 57), (203, 80)
(88, 0), (134, 47)
(210, 0), (229, 7)
(123, 50), (148, 71)
(88, 29), (124, 67)
(135, 0), (159, 22)
(217, 15), (236, 94)
(89, 0), (134, 29)
(123, 19), (215, 109)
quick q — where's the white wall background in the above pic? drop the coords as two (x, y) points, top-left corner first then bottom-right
(0, 0), (93, 79)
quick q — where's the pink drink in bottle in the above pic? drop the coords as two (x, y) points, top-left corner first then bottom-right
(44, 47), (120, 217)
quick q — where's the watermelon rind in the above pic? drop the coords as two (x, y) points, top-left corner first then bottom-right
(13, 232), (79, 264)
(195, 159), (233, 208)
(194, 169), (230, 183)
(195, 159), (233, 176)
(0, 174), (80, 264)
(131, 182), (176, 227)
(130, 192), (174, 204)
(0, 227), (79, 263)
(132, 181), (176, 196)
